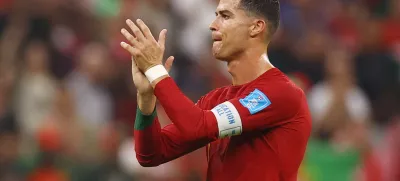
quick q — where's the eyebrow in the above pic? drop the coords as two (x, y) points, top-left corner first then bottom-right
(215, 10), (233, 16)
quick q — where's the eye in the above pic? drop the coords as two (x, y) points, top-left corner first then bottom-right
(221, 14), (229, 19)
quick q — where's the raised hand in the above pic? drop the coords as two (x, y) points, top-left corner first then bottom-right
(131, 55), (174, 96)
(131, 55), (174, 115)
(120, 19), (167, 73)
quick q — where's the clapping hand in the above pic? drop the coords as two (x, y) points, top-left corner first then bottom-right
(120, 19), (174, 95)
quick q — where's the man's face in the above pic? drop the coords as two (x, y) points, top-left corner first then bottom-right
(210, 0), (253, 61)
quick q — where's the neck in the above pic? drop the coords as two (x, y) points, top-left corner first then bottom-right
(227, 45), (274, 86)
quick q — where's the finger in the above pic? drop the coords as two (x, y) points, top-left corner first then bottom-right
(121, 42), (141, 57)
(164, 56), (174, 72)
(136, 19), (156, 42)
(126, 19), (145, 41)
(158, 29), (167, 51)
(121, 28), (141, 47)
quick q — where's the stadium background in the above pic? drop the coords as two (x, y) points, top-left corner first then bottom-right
(0, 0), (399, 180)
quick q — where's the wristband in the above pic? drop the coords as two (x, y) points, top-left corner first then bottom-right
(144, 65), (169, 83)
(134, 106), (157, 130)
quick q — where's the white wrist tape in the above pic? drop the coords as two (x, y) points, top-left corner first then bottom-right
(144, 65), (169, 83)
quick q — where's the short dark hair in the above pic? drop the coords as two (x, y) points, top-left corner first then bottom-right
(239, 0), (280, 39)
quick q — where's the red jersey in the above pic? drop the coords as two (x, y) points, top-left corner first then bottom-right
(134, 68), (312, 181)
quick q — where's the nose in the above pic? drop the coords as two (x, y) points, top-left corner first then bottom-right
(209, 18), (218, 31)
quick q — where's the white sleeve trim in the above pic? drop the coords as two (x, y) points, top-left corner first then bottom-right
(211, 101), (242, 138)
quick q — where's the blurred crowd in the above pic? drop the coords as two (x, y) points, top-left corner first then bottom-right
(0, 0), (399, 181)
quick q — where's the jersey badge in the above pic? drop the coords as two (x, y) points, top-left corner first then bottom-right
(239, 89), (271, 114)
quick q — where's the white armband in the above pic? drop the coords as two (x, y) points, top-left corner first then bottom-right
(211, 101), (242, 138)
(144, 65), (169, 83)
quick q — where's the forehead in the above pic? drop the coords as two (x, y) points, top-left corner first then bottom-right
(216, 0), (241, 11)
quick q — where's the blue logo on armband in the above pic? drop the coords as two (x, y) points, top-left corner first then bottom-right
(239, 89), (271, 114)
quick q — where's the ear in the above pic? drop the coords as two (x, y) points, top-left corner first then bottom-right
(249, 19), (267, 38)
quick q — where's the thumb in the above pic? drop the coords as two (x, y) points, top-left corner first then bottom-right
(164, 56), (174, 72)
(158, 29), (167, 51)
(131, 56), (140, 73)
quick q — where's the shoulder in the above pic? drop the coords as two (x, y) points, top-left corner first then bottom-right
(256, 72), (303, 98)
(252, 68), (304, 97)
(242, 75), (305, 116)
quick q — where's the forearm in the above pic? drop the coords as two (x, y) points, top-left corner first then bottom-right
(137, 92), (157, 115)
(153, 77), (218, 141)
(134, 110), (163, 167)
(134, 108), (210, 167)
(135, 88), (205, 167)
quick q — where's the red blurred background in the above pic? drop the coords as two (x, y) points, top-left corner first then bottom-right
(0, 0), (399, 181)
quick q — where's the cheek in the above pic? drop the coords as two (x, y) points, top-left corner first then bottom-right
(226, 26), (247, 42)
(223, 30), (247, 51)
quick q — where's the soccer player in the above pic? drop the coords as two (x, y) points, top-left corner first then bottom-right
(120, 0), (312, 180)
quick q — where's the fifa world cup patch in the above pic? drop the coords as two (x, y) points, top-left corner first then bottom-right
(239, 89), (271, 114)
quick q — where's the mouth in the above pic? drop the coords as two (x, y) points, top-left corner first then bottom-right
(213, 39), (222, 44)
(213, 38), (222, 42)
(213, 40), (221, 44)
(212, 33), (222, 42)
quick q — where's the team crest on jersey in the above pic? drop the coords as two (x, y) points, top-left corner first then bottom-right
(239, 89), (271, 114)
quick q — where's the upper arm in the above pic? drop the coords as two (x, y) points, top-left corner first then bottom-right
(209, 85), (303, 138)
